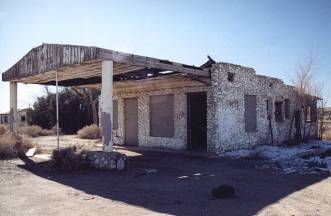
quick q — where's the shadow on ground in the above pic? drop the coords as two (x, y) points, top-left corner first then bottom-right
(17, 149), (329, 216)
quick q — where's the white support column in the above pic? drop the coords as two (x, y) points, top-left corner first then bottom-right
(9, 82), (18, 134)
(101, 60), (113, 152)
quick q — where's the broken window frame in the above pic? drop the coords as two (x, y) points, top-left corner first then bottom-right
(227, 72), (235, 82)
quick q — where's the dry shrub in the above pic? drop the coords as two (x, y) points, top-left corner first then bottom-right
(0, 124), (8, 135)
(15, 136), (35, 155)
(0, 134), (18, 158)
(0, 133), (35, 159)
(52, 146), (86, 171)
(51, 125), (58, 135)
(77, 124), (100, 139)
(18, 125), (54, 137)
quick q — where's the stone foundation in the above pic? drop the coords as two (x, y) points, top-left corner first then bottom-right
(86, 151), (127, 170)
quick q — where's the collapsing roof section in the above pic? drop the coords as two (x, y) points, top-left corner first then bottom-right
(2, 43), (210, 87)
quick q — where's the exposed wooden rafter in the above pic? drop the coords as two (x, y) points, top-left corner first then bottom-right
(2, 43), (211, 87)
(96, 48), (210, 77)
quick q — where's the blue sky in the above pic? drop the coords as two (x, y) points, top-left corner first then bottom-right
(0, 0), (330, 112)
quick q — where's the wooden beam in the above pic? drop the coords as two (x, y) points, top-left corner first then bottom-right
(96, 48), (210, 77)
(2, 43), (210, 83)
(39, 77), (101, 86)
(79, 74), (207, 92)
(2, 44), (97, 81)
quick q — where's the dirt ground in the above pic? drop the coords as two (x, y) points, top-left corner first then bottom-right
(0, 136), (330, 216)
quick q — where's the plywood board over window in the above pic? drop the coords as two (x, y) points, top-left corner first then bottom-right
(244, 95), (257, 132)
(150, 94), (174, 137)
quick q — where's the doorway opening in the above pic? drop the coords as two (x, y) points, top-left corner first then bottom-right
(187, 92), (207, 151)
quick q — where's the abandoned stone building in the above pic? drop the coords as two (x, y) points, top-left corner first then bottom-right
(0, 109), (30, 127)
(2, 44), (318, 154)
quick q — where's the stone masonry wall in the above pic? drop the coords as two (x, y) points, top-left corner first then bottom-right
(99, 62), (317, 154)
(209, 62), (317, 153)
(112, 85), (209, 150)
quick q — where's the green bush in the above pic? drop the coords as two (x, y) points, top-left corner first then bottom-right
(77, 124), (100, 139)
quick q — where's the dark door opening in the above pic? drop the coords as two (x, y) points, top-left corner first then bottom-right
(124, 98), (138, 146)
(187, 92), (207, 151)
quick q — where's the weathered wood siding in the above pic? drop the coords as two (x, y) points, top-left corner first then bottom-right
(2, 44), (97, 81)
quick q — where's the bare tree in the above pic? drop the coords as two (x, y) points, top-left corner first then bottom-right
(317, 91), (329, 140)
(290, 58), (324, 142)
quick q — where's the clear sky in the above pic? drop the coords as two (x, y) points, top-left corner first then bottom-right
(0, 0), (330, 112)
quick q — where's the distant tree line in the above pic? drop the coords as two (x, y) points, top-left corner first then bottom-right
(28, 87), (99, 134)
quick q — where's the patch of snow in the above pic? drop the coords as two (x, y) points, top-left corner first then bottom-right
(221, 140), (331, 174)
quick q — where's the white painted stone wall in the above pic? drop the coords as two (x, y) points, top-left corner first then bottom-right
(100, 62), (317, 154)
(208, 62), (318, 153)
(112, 86), (208, 150)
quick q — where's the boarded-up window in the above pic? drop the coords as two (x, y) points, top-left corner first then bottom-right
(275, 101), (283, 122)
(245, 95), (257, 132)
(285, 99), (290, 119)
(150, 94), (174, 137)
(113, 100), (118, 130)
